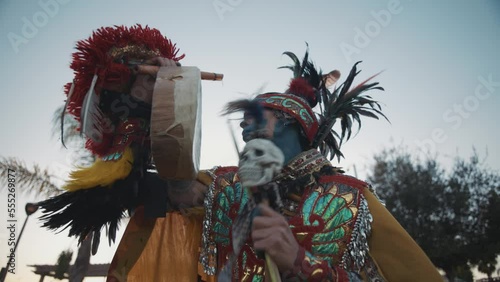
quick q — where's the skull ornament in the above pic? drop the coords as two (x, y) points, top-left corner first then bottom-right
(238, 138), (285, 187)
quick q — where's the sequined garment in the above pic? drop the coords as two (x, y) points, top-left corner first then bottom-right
(201, 150), (383, 281)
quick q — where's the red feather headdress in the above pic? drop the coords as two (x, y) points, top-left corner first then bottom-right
(63, 25), (185, 156)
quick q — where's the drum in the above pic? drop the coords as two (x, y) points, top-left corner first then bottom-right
(150, 66), (202, 180)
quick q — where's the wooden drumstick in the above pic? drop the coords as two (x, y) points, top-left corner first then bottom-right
(200, 71), (224, 81)
(135, 65), (223, 81)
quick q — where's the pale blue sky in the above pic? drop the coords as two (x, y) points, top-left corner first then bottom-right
(0, 1), (499, 281)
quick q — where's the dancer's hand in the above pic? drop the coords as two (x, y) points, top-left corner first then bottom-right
(251, 204), (299, 272)
(129, 57), (180, 103)
(144, 57), (181, 67)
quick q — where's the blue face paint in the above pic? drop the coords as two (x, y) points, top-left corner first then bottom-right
(241, 110), (303, 164)
(241, 119), (262, 142)
(240, 113), (269, 142)
(270, 120), (303, 164)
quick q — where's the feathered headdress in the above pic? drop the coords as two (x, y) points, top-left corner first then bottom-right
(225, 45), (388, 161)
(281, 45), (388, 161)
(39, 25), (185, 254)
(62, 24), (184, 156)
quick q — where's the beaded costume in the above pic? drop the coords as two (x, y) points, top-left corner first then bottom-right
(204, 150), (376, 281)
(108, 46), (443, 281)
(109, 151), (442, 281)
(37, 25), (442, 282)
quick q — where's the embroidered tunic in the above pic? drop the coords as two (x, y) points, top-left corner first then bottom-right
(108, 150), (443, 282)
(200, 150), (385, 281)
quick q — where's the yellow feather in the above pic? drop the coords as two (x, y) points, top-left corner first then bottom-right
(63, 147), (134, 192)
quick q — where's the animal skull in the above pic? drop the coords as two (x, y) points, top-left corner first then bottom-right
(238, 138), (285, 187)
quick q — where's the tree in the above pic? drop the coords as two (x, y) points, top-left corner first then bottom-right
(477, 258), (497, 282)
(0, 158), (61, 198)
(55, 250), (73, 280)
(368, 147), (500, 281)
(0, 105), (94, 282)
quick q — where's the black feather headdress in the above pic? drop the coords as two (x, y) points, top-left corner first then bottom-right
(224, 45), (388, 161)
(276, 45), (388, 161)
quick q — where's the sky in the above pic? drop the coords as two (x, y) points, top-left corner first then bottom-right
(0, 0), (499, 281)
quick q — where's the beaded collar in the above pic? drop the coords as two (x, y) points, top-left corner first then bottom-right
(275, 149), (331, 183)
(275, 149), (333, 217)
